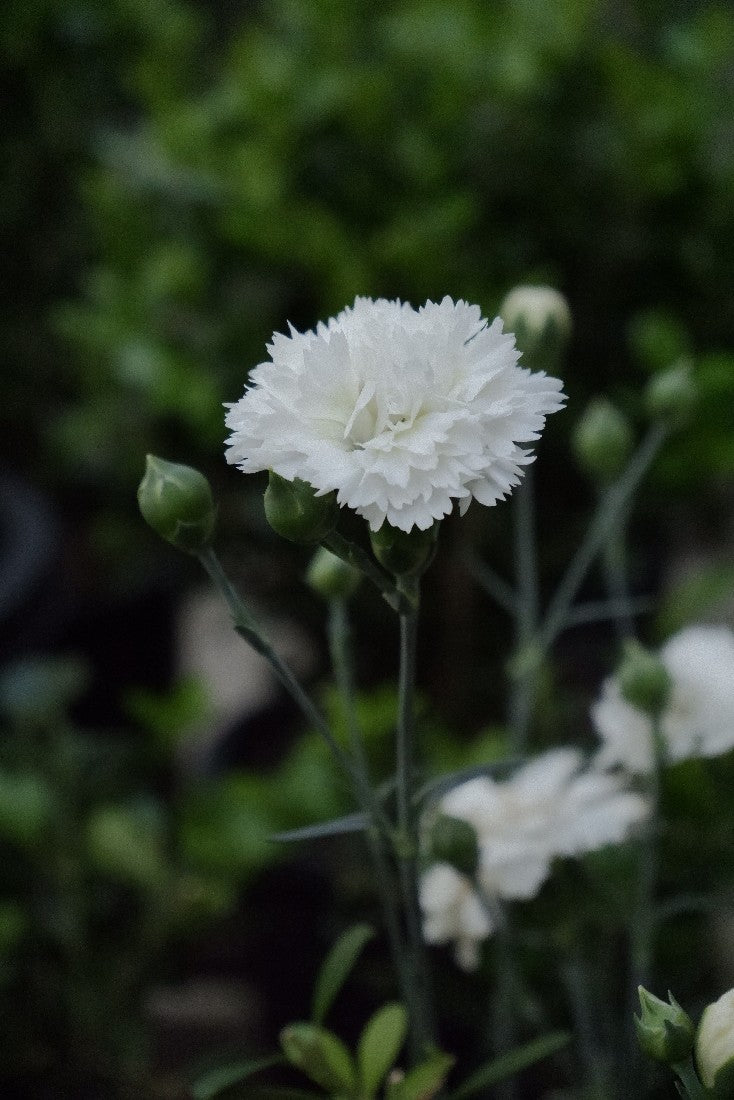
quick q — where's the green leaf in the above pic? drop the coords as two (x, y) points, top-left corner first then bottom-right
(280, 1022), (357, 1094)
(387, 1052), (455, 1100)
(271, 812), (368, 843)
(311, 923), (375, 1024)
(357, 1003), (408, 1097)
(448, 1031), (571, 1099)
(191, 1055), (283, 1099)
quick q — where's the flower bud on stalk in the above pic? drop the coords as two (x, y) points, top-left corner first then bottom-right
(138, 455), (216, 553)
(572, 397), (634, 484)
(264, 473), (338, 544)
(617, 639), (672, 718)
(427, 814), (480, 879)
(370, 521), (439, 578)
(306, 547), (361, 601)
(635, 987), (695, 1064)
(645, 360), (697, 427)
(500, 285), (572, 373)
(696, 988), (734, 1095)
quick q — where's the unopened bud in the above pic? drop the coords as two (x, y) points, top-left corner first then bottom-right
(370, 521), (439, 577)
(573, 398), (634, 483)
(617, 640), (672, 717)
(500, 285), (572, 372)
(644, 360), (697, 427)
(138, 455), (216, 553)
(428, 814), (480, 879)
(635, 986), (694, 1064)
(696, 988), (734, 1094)
(264, 473), (338, 544)
(306, 547), (361, 601)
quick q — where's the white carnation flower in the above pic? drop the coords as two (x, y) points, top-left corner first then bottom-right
(225, 296), (565, 532)
(592, 625), (734, 773)
(419, 749), (648, 969)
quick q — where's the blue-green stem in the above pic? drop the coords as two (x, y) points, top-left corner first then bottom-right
(538, 423), (667, 653)
(395, 574), (436, 1062)
(198, 547), (367, 807)
(508, 470), (540, 753)
(323, 531), (404, 611)
(326, 598), (412, 1026)
(601, 517), (635, 643)
(673, 1056), (710, 1099)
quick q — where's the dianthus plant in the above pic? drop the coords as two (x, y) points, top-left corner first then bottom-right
(139, 291), (675, 1098)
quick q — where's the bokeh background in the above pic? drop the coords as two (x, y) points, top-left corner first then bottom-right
(2, 0), (734, 1096)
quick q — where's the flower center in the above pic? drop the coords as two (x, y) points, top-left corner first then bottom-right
(343, 384), (418, 449)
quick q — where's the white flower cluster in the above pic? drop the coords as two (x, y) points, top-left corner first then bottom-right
(419, 749), (648, 970)
(225, 296), (565, 533)
(592, 625), (734, 773)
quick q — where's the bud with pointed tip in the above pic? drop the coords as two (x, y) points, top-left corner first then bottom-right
(635, 986), (694, 1064)
(264, 473), (338, 544)
(573, 398), (634, 484)
(138, 455), (216, 553)
(370, 521), (439, 577)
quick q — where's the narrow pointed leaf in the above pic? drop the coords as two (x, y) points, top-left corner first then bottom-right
(271, 813), (368, 844)
(312, 923), (375, 1024)
(388, 1052), (455, 1100)
(281, 1022), (357, 1094)
(357, 1003), (408, 1097)
(448, 1031), (571, 1099)
(192, 1056), (283, 1099)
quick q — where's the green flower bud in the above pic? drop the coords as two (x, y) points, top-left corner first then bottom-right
(428, 814), (479, 879)
(280, 1022), (357, 1094)
(499, 285), (572, 372)
(644, 360), (697, 427)
(696, 988), (734, 1094)
(572, 398), (634, 484)
(369, 521), (439, 577)
(138, 455), (216, 553)
(264, 473), (338, 544)
(617, 640), (672, 717)
(635, 987), (695, 1065)
(306, 546), (361, 601)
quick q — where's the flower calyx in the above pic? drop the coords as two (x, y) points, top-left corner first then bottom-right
(138, 455), (216, 554)
(635, 986), (695, 1065)
(264, 472), (338, 544)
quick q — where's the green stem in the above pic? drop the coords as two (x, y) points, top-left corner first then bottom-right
(323, 532), (403, 611)
(673, 1056), (709, 1099)
(508, 471), (540, 753)
(197, 547), (358, 794)
(395, 575), (435, 1062)
(539, 423), (667, 653)
(601, 520), (635, 643)
(326, 599), (411, 1010)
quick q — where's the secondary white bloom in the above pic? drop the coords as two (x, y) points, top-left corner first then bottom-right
(592, 625), (734, 773)
(696, 988), (734, 1090)
(419, 749), (648, 969)
(225, 296), (565, 532)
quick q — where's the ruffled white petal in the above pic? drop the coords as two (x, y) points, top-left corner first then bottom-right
(225, 296), (565, 531)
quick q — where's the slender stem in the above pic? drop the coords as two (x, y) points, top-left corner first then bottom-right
(539, 423), (667, 653)
(323, 531), (403, 611)
(563, 596), (652, 629)
(601, 519), (635, 642)
(395, 575), (435, 1061)
(197, 547), (358, 792)
(465, 552), (517, 616)
(673, 1056), (709, 1099)
(326, 599), (410, 1009)
(508, 471), (540, 752)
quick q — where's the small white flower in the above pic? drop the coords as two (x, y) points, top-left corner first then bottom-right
(225, 296), (565, 532)
(695, 987), (734, 1090)
(419, 750), (648, 968)
(592, 625), (734, 773)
